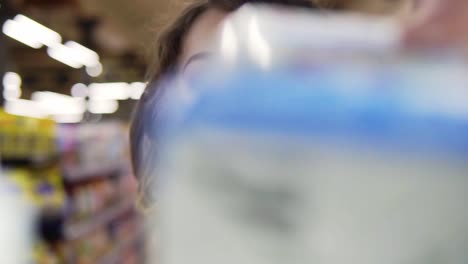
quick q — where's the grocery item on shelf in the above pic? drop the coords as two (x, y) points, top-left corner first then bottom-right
(64, 210), (142, 264)
(1, 109), (142, 264)
(58, 123), (128, 183)
(68, 179), (119, 222)
(57, 122), (142, 263)
(0, 109), (57, 163)
(4, 167), (66, 207)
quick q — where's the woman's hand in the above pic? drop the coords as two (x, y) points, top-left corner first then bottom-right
(404, 0), (468, 49)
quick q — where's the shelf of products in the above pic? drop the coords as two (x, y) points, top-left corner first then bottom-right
(63, 209), (142, 264)
(66, 199), (134, 241)
(98, 227), (143, 264)
(0, 110), (57, 162)
(63, 164), (122, 184)
(0, 109), (143, 264)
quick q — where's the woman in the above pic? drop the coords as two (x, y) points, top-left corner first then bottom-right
(130, 0), (412, 207)
(130, 0), (322, 208)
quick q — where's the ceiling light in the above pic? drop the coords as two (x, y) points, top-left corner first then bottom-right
(3, 72), (21, 88)
(47, 43), (102, 70)
(53, 114), (83, 123)
(88, 100), (119, 114)
(88, 82), (130, 100)
(65, 41), (99, 67)
(85, 62), (103, 77)
(71, 83), (88, 98)
(129, 82), (146, 100)
(47, 44), (83, 68)
(4, 99), (46, 118)
(3, 88), (21, 100)
(3, 72), (22, 100)
(14, 15), (62, 47)
(2, 19), (42, 48)
(32, 91), (86, 115)
(2, 14), (102, 72)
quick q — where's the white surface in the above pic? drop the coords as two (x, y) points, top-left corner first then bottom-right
(157, 131), (468, 264)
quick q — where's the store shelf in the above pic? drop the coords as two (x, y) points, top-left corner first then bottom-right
(98, 231), (143, 264)
(1, 155), (59, 168)
(64, 164), (121, 183)
(66, 200), (134, 240)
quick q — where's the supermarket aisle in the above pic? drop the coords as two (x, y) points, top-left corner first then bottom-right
(0, 0), (150, 262)
(0, 111), (143, 263)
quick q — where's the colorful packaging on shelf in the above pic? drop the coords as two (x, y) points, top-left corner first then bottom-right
(0, 110), (65, 208)
(1, 110), (141, 263)
(58, 122), (128, 182)
(4, 167), (66, 207)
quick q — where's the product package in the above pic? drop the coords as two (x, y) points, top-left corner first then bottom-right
(147, 6), (468, 264)
(156, 68), (468, 264)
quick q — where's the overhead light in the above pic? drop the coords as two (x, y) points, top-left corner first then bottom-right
(88, 82), (130, 100)
(47, 42), (102, 70)
(53, 114), (83, 123)
(14, 15), (62, 47)
(88, 100), (119, 114)
(47, 44), (83, 68)
(71, 83), (88, 98)
(4, 99), (46, 119)
(3, 88), (21, 100)
(65, 41), (99, 67)
(2, 15), (62, 48)
(2, 14), (103, 71)
(129, 82), (146, 100)
(5, 93), (86, 122)
(72, 81), (147, 101)
(2, 20), (42, 48)
(3, 72), (22, 100)
(32, 91), (86, 115)
(85, 62), (103, 77)
(3, 72), (21, 88)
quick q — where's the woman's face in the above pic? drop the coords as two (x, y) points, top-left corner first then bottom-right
(179, 8), (229, 77)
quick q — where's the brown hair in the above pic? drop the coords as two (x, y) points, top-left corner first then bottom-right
(147, 0), (322, 84)
(131, 0), (321, 207)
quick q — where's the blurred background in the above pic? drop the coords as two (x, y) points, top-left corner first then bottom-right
(0, 0), (171, 263)
(0, 0), (167, 119)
